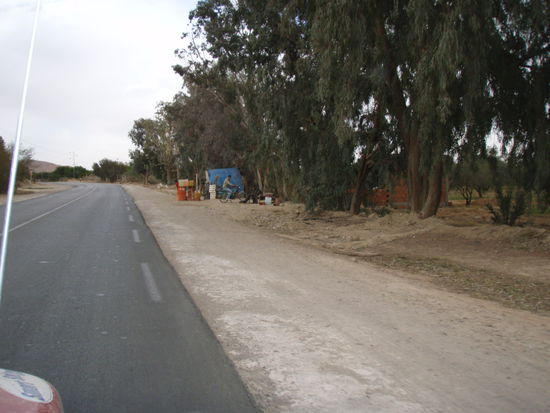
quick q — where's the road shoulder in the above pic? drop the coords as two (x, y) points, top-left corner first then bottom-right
(0, 182), (71, 205)
(124, 184), (550, 413)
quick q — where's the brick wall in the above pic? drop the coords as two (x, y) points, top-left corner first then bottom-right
(367, 178), (448, 209)
(390, 179), (409, 209)
(367, 189), (390, 207)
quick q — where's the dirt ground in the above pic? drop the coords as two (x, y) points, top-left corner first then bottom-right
(154, 186), (550, 315)
(126, 184), (550, 412)
(0, 182), (70, 205)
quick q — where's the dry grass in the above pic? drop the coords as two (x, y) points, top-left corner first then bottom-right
(363, 254), (550, 314)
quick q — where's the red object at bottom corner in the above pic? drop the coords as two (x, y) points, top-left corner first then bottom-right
(0, 369), (64, 413)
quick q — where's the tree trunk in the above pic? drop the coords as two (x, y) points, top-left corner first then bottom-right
(350, 154), (372, 214)
(280, 172), (287, 201)
(375, 16), (426, 213)
(256, 168), (263, 192)
(419, 162), (443, 218)
(407, 136), (424, 213)
(461, 187), (473, 206)
(475, 187), (483, 198)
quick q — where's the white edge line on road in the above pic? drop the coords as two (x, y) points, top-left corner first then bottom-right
(128, 215), (134, 222)
(140, 262), (163, 302)
(1, 187), (97, 236)
(132, 229), (141, 243)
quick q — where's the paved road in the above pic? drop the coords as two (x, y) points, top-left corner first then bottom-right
(0, 183), (257, 412)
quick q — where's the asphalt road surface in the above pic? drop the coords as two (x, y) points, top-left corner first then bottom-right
(0, 183), (257, 412)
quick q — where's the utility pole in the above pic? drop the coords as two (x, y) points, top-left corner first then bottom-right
(69, 151), (76, 179)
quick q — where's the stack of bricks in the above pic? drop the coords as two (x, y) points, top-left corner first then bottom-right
(366, 178), (448, 209)
(390, 179), (409, 209)
(367, 189), (390, 207)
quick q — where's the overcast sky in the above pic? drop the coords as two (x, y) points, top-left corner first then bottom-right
(0, 0), (197, 169)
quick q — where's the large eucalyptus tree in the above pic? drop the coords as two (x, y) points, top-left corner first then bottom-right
(170, 0), (548, 216)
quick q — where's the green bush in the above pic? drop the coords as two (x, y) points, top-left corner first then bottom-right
(486, 187), (526, 226)
(535, 191), (549, 214)
(374, 206), (392, 217)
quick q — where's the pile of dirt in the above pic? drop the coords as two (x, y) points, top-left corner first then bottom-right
(157, 185), (550, 314)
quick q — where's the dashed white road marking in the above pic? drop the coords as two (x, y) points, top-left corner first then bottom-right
(126, 206), (130, 211)
(132, 229), (141, 243)
(140, 262), (163, 302)
(128, 215), (134, 222)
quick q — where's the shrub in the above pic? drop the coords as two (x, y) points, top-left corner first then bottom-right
(374, 206), (392, 217)
(486, 187), (526, 226)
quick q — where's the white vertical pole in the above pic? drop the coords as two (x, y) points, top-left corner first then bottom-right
(0, 0), (42, 304)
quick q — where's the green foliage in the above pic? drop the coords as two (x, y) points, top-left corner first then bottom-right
(490, 0), (549, 198)
(487, 187), (527, 226)
(121, 168), (146, 183)
(35, 166), (91, 181)
(92, 159), (128, 183)
(11, 145), (33, 183)
(129, 119), (162, 183)
(535, 190), (550, 214)
(171, 87), (254, 178)
(174, 1), (358, 209)
(0, 142), (33, 190)
(55, 166), (89, 179)
(452, 158), (492, 205)
(128, 101), (187, 184)
(158, 0), (549, 215)
(374, 206), (391, 217)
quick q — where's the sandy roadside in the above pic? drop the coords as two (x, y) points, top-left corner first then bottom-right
(124, 184), (550, 413)
(0, 182), (71, 206)
(140, 185), (550, 314)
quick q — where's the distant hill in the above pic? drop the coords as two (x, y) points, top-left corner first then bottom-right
(29, 160), (60, 173)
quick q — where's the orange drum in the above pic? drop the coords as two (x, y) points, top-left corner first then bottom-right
(177, 188), (186, 201)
